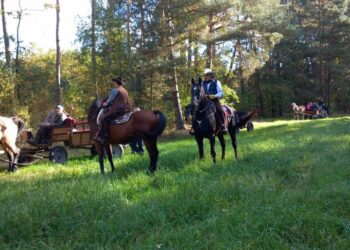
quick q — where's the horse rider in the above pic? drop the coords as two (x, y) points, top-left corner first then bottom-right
(190, 68), (227, 135)
(93, 76), (131, 144)
(28, 104), (67, 145)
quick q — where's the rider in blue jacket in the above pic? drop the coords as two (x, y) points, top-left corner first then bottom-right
(189, 68), (227, 134)
(202, 68), (227, 133)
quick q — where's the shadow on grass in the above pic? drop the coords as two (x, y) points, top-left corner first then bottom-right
(1, 117), (349, 248)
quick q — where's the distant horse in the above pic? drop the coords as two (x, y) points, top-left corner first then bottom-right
(0, 116), (25, 172)
(291, 103), (305, 120)
(190, 78), (256, 163)
(87, 99), (166, 174)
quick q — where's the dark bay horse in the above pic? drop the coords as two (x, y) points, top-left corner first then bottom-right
(190, 78), (256, 163)
(0, 116), (25, 172)
(87, 99), (166, 174)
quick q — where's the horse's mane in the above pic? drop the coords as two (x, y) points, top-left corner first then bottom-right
(87, 99), (101, 122)
(12, 117), (25, 136)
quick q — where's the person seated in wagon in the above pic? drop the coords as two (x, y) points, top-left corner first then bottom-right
(28, 104), (67, 145)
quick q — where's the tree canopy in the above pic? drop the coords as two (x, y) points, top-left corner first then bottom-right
(1, 0), (350, 127)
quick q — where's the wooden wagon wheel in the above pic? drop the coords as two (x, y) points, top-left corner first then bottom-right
(49, 146), (68, 164)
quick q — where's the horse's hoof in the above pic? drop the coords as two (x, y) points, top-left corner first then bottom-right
(146, 170), (155, 176)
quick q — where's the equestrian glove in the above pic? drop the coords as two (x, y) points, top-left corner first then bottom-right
(208, 95), (216, 100)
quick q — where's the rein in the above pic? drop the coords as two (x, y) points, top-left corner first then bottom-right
(0, 154), (43, 166)
(198, 101), (212, 114)
(193, 100), (215, 122)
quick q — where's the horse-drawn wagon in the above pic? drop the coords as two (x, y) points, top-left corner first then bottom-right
(291, 102), (328, 120)
(18, 119), (124, 165)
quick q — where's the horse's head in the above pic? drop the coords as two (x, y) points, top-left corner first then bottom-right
(190, 77), (216, 122)
(184, 104), (193, 122)
(190, 77), (206, 108)
(87, 99), (102, 124)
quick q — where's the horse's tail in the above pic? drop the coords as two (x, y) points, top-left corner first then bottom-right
(235, 109), (257, 129)
(11, 117), (25, 137)
(142, 111), (167, 138)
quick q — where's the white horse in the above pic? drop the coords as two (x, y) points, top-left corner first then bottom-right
(291, 103), (305, 120)
(0, 116), (25, 172)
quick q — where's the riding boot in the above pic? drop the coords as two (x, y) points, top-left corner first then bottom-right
(93, 126), (106, 144)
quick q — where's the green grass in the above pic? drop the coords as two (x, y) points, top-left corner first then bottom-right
(0, 117), (350, 249)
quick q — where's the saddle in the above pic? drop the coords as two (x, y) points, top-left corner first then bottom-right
(222, 105), (235, 126)
(108, 111), (133, 125)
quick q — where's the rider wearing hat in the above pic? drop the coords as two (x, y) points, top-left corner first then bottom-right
(189, 68), (227, 135)
(202, 68), (227, 133)
(94, 76), (131, 144)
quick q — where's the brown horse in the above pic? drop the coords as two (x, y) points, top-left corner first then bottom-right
(0, 116), (25, 172)
(87, 99), (166, 174)
(291, 103), (305, 120)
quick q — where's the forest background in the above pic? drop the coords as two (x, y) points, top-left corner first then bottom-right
(1, 0), (350, 130)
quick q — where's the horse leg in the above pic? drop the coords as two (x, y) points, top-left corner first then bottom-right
(209, 136), (216, 164)
(143, 137), (159, 173)
(3, 142), (15, 172)
(218, 133), (226, 160)
(105, 144), (115, 173)
(12, 148), (20, 172)
(195, 135), (204, 160)
(95, 143), (105, 174)
(228, 128), (238, 161)
(5, 151), (13, 172)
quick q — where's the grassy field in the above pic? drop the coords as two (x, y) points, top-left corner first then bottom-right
(0, 117), (349, 249)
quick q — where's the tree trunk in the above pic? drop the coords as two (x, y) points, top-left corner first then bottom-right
(163, 7), (185, 130)
(236, 40), (244, 95)
(317, 0), (326, 101)
(194, 40), (199, 71)
(205, 13), (214, 69)
(1, 0), (11, 69)
(15, 0), (22, 74)
(15, 0), (23, 104)
(187, 31), (192, 69)
(126, 0), (135, 89)
(91, 0), (98, 97)
(107, 0), (115, 9)
(223, 40), (237, 85)
(138, 0), (145, 47)
(55, 0), (62, 105)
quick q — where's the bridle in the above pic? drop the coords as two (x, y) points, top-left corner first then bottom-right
(191, 83), (215, 120)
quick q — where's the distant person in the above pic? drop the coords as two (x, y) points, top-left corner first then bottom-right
(129, 107), (144, 154)
(318, 97), (329, 116)
(28, 105), (67, 145)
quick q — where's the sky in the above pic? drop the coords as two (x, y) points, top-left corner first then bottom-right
(1, 0), (91, 52)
